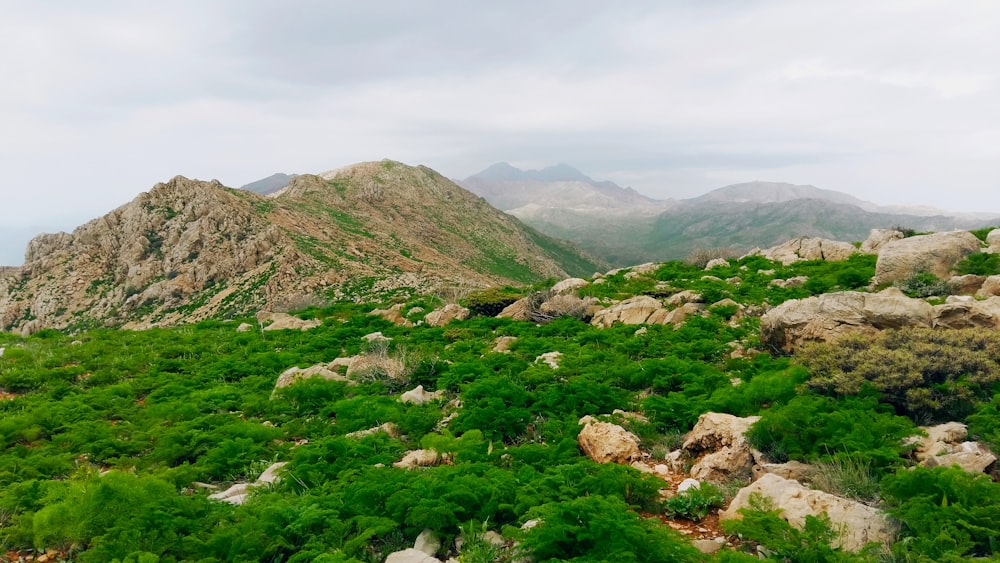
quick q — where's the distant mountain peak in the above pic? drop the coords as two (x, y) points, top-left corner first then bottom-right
(240, 173), (298, 195)
(686, 181), (875, 209)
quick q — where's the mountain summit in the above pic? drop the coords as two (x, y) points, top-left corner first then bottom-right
(0, 160), (602, 334)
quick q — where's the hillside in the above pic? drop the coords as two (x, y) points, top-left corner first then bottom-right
(3, 233), (1000, 561)
(0, 160), (603, 334)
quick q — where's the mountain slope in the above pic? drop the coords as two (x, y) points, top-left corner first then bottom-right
(0, 160), (603, 334)
(686, 181), (876, 209)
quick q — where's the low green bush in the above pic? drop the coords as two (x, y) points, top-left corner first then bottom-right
(954, 252), (1000, 276)
(663, 482), (724, 521)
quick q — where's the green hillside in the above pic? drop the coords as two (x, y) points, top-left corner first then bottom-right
(1, 252), (999, 561)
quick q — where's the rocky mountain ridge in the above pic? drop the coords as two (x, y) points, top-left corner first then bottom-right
(0, 160), (602, 334)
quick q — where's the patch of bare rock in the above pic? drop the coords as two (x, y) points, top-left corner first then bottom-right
(720, 473), (894, 552)
(746, 236), (859, 265)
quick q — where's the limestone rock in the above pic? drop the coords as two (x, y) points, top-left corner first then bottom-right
(705, 258), (729, 270)
(492, 336), (517, 353)
(209, 462), (287, 505)
(551, 277), (589, 294)
(677, 478), (701, 493)
(272, 363), (352, 396)
(591, 296), (663, 327)
(666, 290), (703, 307)
(370, 304), (412, 326)
(977, 275), (1000, 297)
(346, 422), (400, 439)
(683, 412), (761, 481)
(363, 331), (391, 342)
(874, 231), (981, 284)
(236, 322), (252, 332)
(657, 303), (705, 326)
(424, 304), (470, 327)
(535, 351), (562, 369)
(577, 416), (642, 464)
(760, 237), (858, 265)
(752, 461), (814, 483)
(760, 288), (934, 352)
(497, 298), (531, 321)
(770, 276), (808, 289)
(949, 274), (986, 295)
(720, 473), (893, 552)
(400, 385), (445, 405)
(692, 539), (724, 555)
(987, 229), (1000, 250)
(415, 529), (441, 556)
(257, 311), (322, 331)
(860, 229), (904, 254)
(538, 294), (600, 321)
(914, 422), (996, 473)
(931, 297), (1000, 329)
(394, 449), (446, 469)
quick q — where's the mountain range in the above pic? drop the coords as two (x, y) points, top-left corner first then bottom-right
(458, 165), (1000, 265)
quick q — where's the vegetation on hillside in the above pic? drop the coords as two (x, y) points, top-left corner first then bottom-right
(0, 251), (999, 561)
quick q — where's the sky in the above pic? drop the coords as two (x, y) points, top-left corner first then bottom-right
(2, 0), (999, 265)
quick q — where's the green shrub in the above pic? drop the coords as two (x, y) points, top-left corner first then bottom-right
(745, 394), (916, 470)
(954, 252), (1000, 276)
(883, 465), (1000, 560)
(894, 271), (954, 298)
(808, 455), (880, 505)
(969, 226), (998, 242)
(800, 328), (1000, 421)
(664, 482), (724, 521)
(517, 495), (703, 563)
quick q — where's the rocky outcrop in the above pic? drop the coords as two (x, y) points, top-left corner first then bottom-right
(577, 416), (643, 464)
(912, 422), (996, 473)
(760, 288), (934, 352)
(977, 275), (1000, 297)
(987, 229), (1000, 251)
(757, 237), (858, 265)
(424, 304), (470, 327)
(682, 412), (762, 481)
(721, 473), (893, 552)
(591, 296), (663, 327)
(874, 231), (981, 284)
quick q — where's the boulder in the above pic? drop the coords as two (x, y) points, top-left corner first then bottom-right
(394, 449), (446, 469)
(666, 290), (703, 307)
(400, 385), (445, 405)
(370, 303), (412, 326)
(931, 297), (1000, 329)
(860, 229), (904, 254)
(683, 412), (762, 482)
(272, 364), (352, 395)
(987, 229), (1000, 251)
(236, 322), (252, 333)
(209, 462), (287, 505)
(577, 416), (643, 464)
(874, 231), (981, 284)
(497, 298), (531, 321)
(414, 529), (441, 557)
(551, 277), (590, 294)
(535, 351), (562, 369)
(752, 461), (814, 483)
(949, 274), (986, 295)
(538, 294), (601, 320)
(656, 302), (705, 327)
(492, 336), (517, 353)
(424, 304), (470, 327)
(720, 473), (893, 552)
(770, 276), (808, 289)
(363, 331), (391, 342)
(591, 296), (664, 327)
(705, 258), (729, 270)
(760, 237), (858, 265)
(760, 288), (934, 352)
(977, 275), (1000, 297)
(256, 311), (322, 331)
(345, 422), (400, 439)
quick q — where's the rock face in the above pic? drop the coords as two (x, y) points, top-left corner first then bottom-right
(757, 236), (858, 265)
(577, 416), (643, 464)
(760, 289), (934, 352)
(721, 474), (892, 552)
(682, 412), (762, 481)
(0, 162), (603, 334)
(978, 275), (1000, 297)
(874, 231), (981, 284)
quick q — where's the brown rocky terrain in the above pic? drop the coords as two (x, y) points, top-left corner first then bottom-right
(0, 160), (602, 334)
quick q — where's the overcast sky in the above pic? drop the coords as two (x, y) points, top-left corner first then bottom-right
(2, 1), (999, 265)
